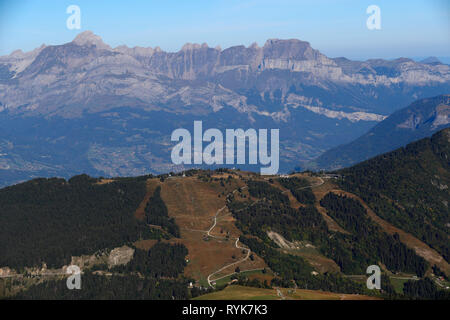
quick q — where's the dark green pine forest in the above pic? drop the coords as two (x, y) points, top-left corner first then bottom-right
(0, 174), (153, 269)
(0, 128), (449, 300)
(338, 128), (450, 262)
(14, 242), (196, 300)
(230, 178), (430, 296)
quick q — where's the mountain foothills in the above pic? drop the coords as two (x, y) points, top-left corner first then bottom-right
(309, 95), (450, 170)
(0, 128), (449, 300)
(0, 31), (449, 186)
(337, 127), (450, 264)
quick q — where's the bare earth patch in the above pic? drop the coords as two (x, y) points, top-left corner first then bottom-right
(158, 176), (267, 283)
(194, 285), (379, 300)
(134, 178), (161, 221)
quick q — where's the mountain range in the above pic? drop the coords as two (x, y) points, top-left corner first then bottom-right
(0, 31), (449, 186)
(308, 95), (450, 170)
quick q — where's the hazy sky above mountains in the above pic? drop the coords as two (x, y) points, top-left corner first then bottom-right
(0, 0), (449, 60)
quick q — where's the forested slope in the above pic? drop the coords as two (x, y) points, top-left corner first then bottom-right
(0, 174), (153, 268)
(338, 128), (450, 262)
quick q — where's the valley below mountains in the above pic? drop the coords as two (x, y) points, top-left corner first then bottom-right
(0, 31), (449, 186)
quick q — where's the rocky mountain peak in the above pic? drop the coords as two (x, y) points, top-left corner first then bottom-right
(10, 49), (24, 57)
(181, 42), (210, 51)
(249, 42), (260, 49)
(262, 38), (318, 60)
(72, 31), (110, 50)
(420, 56), (443, 65)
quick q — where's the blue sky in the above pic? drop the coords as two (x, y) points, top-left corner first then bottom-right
(0, 0), (449, 60)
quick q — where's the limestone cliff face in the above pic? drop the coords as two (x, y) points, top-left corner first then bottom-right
(0, 32), (448, 185)
(0, 31), (449, 119)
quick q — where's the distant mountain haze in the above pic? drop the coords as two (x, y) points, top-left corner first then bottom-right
(2, 31), (449, 118)
(308, 95), (450, 170)
(337, 127), (450, 265)
(0, 31), (449, 186)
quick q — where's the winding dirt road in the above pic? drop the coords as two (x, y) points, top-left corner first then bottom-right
(207, 237), (251, 288)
